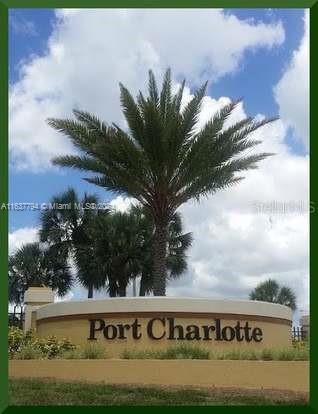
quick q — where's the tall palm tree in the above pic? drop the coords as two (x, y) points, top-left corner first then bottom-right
(40, 188), (109, 298)
(136, 208), (193, 296)
(48, 69), (275, 295)
(249, 279), (297, 310)
(8, 242), (72, 299)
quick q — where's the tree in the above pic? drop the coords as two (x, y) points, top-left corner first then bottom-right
(8, 242), (73, 304)
(249, 279), (297, 310)
(136, 208), (193, 296)
(48, 69), (275, 295)
(92, 208), (145, 297)
(91, 206), (192, 297)
(40, 188), (109, 298)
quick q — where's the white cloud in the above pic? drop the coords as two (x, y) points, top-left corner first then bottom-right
(166, 99), (309, 314)
(55, 291), (74, 302)
(109, 196), (137, 213)
(9, 227), (39, 254)
(274, 10), (309, 149)
(9, 9), (284, 172)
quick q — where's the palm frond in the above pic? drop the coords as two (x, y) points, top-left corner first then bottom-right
(148, 69), (159, 105)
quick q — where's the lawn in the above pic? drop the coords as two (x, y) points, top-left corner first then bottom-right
(9, 378), (308, 406)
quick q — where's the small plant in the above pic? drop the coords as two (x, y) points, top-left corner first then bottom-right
(162, 344), (209, 359)
(80, 343), (107, 359)
(276, 347), (309, 361)
(121, 349), (158, 359)
(261, 348), (274, 361)
(292, 340), (309, 350)
(8, 327), (35, 356)
(13, 344), (44, 360)
(60, 348), (82, 359)
(121, 344), (209, 360)
(35, 336), (76, 359)
(120, 346), (309, 361)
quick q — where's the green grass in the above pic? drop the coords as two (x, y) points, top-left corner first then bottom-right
(9, 378), (308, 406)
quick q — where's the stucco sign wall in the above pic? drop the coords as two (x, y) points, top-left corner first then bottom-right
(33, 297), (292, 357)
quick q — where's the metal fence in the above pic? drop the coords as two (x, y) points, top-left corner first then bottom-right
(8, 312), (24, 329)
(292, 326), (308, 341)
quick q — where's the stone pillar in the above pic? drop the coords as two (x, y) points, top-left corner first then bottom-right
(24, 287), (54, 332)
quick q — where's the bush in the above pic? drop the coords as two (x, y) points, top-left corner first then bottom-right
(80, 343), (107, 359)
(121, 344), (209, 360)
(35, 336), (76, 359)
(121, 346), (309, 361)
(8, 327), (35, 357)
(8, 327), (76, 359)
(162, 344), (209, 359)
(292, 340), (309, 350)
(60, 348), (82, 359)
(13, 344), (44, 360)
(276, 348), (309, 361)
(121, 349), (157, 359)
(211, 349), (258, 361)
(261, 348), (274, 361)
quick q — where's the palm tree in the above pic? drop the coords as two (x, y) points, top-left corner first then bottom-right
(48, 69), (275, 295)
(136, 208), (193, 296)
(92, 209), (144, 297)
(249, 279), (297, 310)
(91, 206), (192, 297)
(8, 242), (73, 299)
(40, 188), (109, 298)
(9, 256), (26, 326)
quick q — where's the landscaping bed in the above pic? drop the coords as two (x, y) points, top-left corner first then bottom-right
(9, 327), (309, 361)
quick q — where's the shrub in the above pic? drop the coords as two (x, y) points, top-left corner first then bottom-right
(8, 327), (76, 359)
(8, 327), (36, 357)
(292, 340), (309, 350)
(60, 348), (82, 359)
(35, 336), (76, 359)
(276, 348), (309, 361)
(13, 344), (44, 360)
(80, 343), (107, 359)
(261, 348), (275, 361)
(121, 349), (158, 359)
(121, 344), (209, 360)
(162, 344), (209, 359)
(121, 346), (309, 361)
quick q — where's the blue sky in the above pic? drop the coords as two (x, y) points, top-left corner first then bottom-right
(8, 9), (309, 310)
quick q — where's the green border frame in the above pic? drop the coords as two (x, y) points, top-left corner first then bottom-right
(0, 2), (316, 412)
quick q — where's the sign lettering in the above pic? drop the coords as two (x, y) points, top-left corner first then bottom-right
(88, 318), (263, 342)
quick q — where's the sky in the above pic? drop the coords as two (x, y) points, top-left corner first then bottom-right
(8, 8), (309, 318)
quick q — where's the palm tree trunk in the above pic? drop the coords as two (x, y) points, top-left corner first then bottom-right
(132, 278), (136, 297)
(139, 274), (146, 296)
(88, 284), (94, 299)
(152, 222), (168, 296)
(20, 306), (24, 329)
(118, 282), (126, 297)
